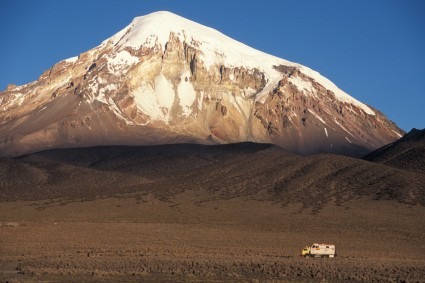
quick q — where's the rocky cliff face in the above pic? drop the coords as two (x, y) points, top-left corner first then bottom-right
(0, 11), (403, 157)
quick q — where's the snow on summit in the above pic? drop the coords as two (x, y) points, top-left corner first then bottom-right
(105, 11), (286, 66)
(102, 11), (374, 115)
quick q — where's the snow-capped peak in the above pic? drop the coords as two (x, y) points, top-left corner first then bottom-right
(104, 11), (290, 69)
(101, 11), (374, 116)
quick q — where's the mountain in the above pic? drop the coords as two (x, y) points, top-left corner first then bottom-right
(364, 128), (425, 172)
(0, 11), (403, 157)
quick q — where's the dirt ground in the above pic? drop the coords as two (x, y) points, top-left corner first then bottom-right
(1, 143), (424, 282)
(1, 191), (425, 282)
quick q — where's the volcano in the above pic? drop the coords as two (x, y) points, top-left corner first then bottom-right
(0, 11), (403, 157)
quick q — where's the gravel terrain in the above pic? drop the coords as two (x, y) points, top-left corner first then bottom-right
(1, 143), (424, 282)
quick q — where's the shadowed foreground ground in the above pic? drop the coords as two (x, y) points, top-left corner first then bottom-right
(1, 143), (425, 282)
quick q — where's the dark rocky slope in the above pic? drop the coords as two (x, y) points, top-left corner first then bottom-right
(1, 143), (423, 210)
(364, 128), (425, 172)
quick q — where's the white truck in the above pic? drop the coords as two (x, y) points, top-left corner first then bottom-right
(301, 243), (336, 258)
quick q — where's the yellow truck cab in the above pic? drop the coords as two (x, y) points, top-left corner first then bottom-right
(301, 243), (336, 258)
(301, 246), (311, 257)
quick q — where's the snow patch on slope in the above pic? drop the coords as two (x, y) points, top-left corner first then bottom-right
(133, 83), (161, 120)
(243, 87), (258, 98)
(298, 66), (375, 116)
(99, 84), (117, 99)
(155, 73), (175, 110)
(86, 80), (133, 125)
(106, 50), (139, 75)
(308, 109), (326, 124)
(392, 130), (402, 138)
(132, 73), (175, 122)
(3, 92), (25, 109)
(289, 75), (317, 98)
(334, 119), (355, 137)
(63, 56), (78, 64)
(233, 94), (252, 121)
(107, 96), (133, 125)
(177, 71), (197, 117)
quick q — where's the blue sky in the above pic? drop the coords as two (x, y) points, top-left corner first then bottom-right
(0, 0), (424, 131)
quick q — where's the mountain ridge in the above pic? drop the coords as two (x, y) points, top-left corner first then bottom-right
(0, 141), (422, 209)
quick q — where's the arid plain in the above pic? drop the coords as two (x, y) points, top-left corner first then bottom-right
(1, 139), (425, 282)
